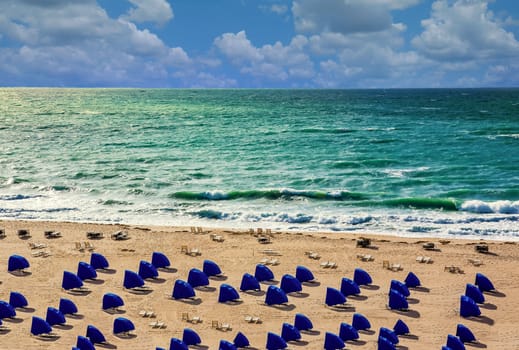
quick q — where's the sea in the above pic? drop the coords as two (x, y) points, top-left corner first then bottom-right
(0, 88), (518, 240)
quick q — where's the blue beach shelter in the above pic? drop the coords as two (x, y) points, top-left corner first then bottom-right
(295, 265), (315, 283)
(265, 285), (288, 306)
(446, 334), (466, 350)
(76, 335), (95, 350)
(139, 261), (159, 280)
(172, 280), (196, 300)
(59, 298), (78, 315)
(0, 301), (16, 319)
(113, 317), (134, 335)
(219, 340), (237, 350)
(353, 268), (372, 286)
(281, 323), (301, 342)
(151, 252), (171, 269)
(404, 272), (421, 288)
(102, 293), (124, 310)
(475, 273), (495, 292)
(187, 268), (209, 288)
(86, 324), (107, 344)
(9, 291), (28, 309)
(62, 271), (84, 290)
(30, 316), (53, 336)
(393, 319), (410, 336)
(442, 347), (453, 350)
(77, 262), (98, 281)
(240, 273), (261, 292)
(390, 280), (410, 297)
(218, 284), (241, 303)
(233, 331), (250, 348)
(266, 332), (287, 350)
(352, 313), (371, 331)
(8, 254), (30, 272)
(324, 332), (345, 350)
(90, 253), (109, 270)
(255, 264), (275, 282)
(123, 270), (146, 289)
(456, 324), (476, 343)
(339, 323), (359, 341)
(183, 328), (202, 346)
(46, 307), (66, 326)
(340, 278), (360, 296)
(460, 295), (481, 318)
(280, 274), (302, 294)
(379, 327), (399, 344)
(465, 284), (485, 304)
(203, 259), (222, 277)
(378, 336), (396, 350)
(325, 287), (346, 307)
(294, 313), (313, 331)
(388, 289), (408, 310)
(170, 338), (189, 350)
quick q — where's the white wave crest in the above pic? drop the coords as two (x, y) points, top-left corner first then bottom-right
(460, 200), (519, 214)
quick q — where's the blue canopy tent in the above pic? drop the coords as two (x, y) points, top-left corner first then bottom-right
(281, 323), (301, 342)
(172, 280), (196, 300)
(390, 280), (410, 297)
(352, 313), (371, 331)
(340, 278), (360, 296)
(102, 293), (124, 310)
(255, 264), (275, 282)
(187, 268), (209, 288)
(8, 254), (30, 272)
(203, 259), (222, 277)
(465, 284), (485, 304)
(325, 287), (346, 307)
(9, 291), (28, 309)
(353, 268), (372, 286)
(295, 265), (315, 283)
(169, 338), (189, 350)
(86, 324), (106, 344)
(378, 336), (396, 350)
(404, 272), (421, 288)
(123, 270), (146, 289)
(182, 328), (202, 346)
(446, 334), (466, 350)
(62, 271), (84, 290)
(139, 261), (159, 280)
(280, 274), (302, 294)
(113, 317), (134, 335)
(339, 323), (359, 341)
(460, 295), (481, 318)
(388, 289), (408, 310)
(294, 313), (313, 331)
(265, 285), (288, 306)
(218, 284), (241, 303)
(475, 273), (495, 292)
(379, 327), (399, 344)
(456, 324), (476, 343)
(0, 301), (16, 319)
(233, 331), (250, 348)
(240, 273), (261, 292)
(324, 332), (345, 350)
(77, 262), (98, 281)
(90, 253), (109, 270)
(266, 332), (287, 350)
(76, 335), (95, 350)
(393, 319), (410, 336)
(46, 307), (66, 326)
(442, 347), (453, 350)
(219, 340), (237, 350)
(59, 298), (78, 315)
(151, 252), (171, 269)
(30, 316), (53, 336)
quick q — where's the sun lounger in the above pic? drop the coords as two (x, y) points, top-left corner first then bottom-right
(422, 242), (435, 250)
(444, 266), (464, 274)
(149, 321), (166, 328)
(357, 254), (374, 262)
(33, 332), (60, 340)
(84, 241), (95, 251)
(356, 237), (371, 248)
(182, 313), (202, 324)
(257, 236), (270, 244)
(269, 258), (280, 266)
(0, 229), (5, 239)
(31, 251), (45, 257)
(468, 258), (483, 266)
(475, 244), (489, 253)
(17, 229), (31, 239)
(244, 316), (261, 323)
(111, 231), (130, 240)
(44, 230), (62, 239)
(75, 242), (84, 252)
(139, 310), (156, 318)
(416, 256), (433, 264)
(29, 242), (47, 249)
(86, 231), (104, 239)
(320, 261), (338, 268)
(383, 260), (402, 271)
(210, 234), (225, 242)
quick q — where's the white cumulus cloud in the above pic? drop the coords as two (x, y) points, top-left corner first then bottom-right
(123, 0), (174, 26)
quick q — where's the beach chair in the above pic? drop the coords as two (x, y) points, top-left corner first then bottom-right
(257, 228), (263, 235)
(111, 231), (129, 240)
(475, 244), (489, 253)
(196, 227), (206, 234)
(269, 258), (280, 266)
(17, 229), (31, 239)
(139, 310), (156, 318)
(422, 242), (435, 250)
(190, 227), (197, 233)
(259, 258), (270, 265)
(356, 237), (371, 248)
(86, 231), (104, 239)
(244, 315), (261, 323)
(84, 241), (95, 251)
(75, 242), (84, 252)
(468, 258), (483, 266)
(31, 250), (45, 257)
(44, 230), (62, 239)
(357, 254), (374, 262)
(29, 242), (47, 249)
(266, 228), (273, 236)
(182, 312), (202, 324)
(210, 234), (225, 242)
(320, 261), (338, 269)
(257, 236), (270, 244)
(149, 321), (166, 328)
(0, 229), (5, 239)
(383, 260), (402, 271)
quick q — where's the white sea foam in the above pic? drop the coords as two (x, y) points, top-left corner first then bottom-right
(460, 200), (519, 214)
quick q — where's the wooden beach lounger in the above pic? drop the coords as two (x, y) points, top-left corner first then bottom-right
(182, 313), (202, 324)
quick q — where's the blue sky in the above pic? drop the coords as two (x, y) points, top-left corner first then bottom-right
(0, 0), (518, 88)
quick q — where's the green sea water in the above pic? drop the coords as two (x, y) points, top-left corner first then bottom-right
(0, 88), (518, 238)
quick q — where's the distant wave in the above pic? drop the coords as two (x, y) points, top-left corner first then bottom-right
(460, 200), (519, 214)
(0, 194), (44, 201)
(367, 197), (460, 211)
(171, 189), (369, 201)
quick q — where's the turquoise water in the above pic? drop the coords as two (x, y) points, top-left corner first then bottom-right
(1, 88), (518, 239)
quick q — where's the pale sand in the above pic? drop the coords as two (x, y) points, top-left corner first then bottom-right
(0, 220), (518, 349)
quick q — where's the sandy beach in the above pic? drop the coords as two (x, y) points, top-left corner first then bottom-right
(0, 219), (518, 349)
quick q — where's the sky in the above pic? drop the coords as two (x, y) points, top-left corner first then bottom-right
(0, 0), (518, 88)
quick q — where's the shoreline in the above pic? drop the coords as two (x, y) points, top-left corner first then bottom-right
(0, 219), (518, 349)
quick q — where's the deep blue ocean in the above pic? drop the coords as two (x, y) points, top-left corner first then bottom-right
(1, 88), (518, 239)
